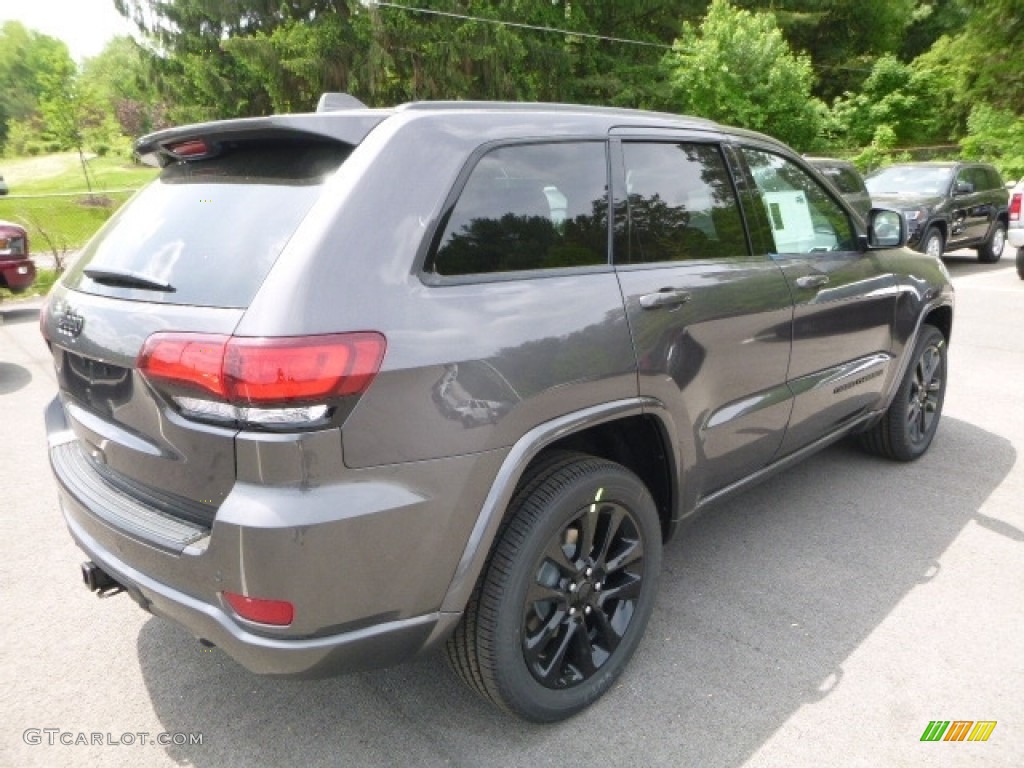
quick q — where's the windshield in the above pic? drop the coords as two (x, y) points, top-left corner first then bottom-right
(865, 166), (952, 197)
(63, 140), (351, 308)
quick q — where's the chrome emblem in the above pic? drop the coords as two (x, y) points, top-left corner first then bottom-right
(56, 307), (85, 338)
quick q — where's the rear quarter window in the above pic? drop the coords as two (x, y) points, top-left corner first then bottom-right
(63, 140), (351, 307)
(428, 141), (609, 277)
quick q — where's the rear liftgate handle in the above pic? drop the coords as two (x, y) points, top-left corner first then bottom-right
(639, 288), (692, 310)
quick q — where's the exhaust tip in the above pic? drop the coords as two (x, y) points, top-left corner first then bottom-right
(81, 561), (117, 593)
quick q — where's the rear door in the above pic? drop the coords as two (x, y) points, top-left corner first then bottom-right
(611, 135), (794, 502)
(735, 145), (899, 458)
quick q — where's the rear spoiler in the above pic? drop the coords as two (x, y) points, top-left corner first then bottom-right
(135, 109), (389, 168)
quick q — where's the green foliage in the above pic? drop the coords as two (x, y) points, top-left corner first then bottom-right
(960, 104), (1024, 181)
(110, 1), (694, 115)
(661, 0), (825, 150)
(850, 124), (911, 174)
(81, 36), (168, 138)
(828, 55), (951, 150)
(730, 0), (916, 103)
(0, 22), (76, 153)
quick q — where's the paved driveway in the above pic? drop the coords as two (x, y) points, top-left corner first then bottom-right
(2, 250), (1021, 767)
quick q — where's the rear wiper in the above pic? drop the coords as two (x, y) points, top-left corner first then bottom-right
(84, 268), (176, 293)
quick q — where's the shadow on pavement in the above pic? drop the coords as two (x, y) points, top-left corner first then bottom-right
(136, 416), (1015, 768)
(0, 301), (42, 326)
(0, 362), (33, 396)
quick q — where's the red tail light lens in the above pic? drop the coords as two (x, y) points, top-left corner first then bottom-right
(224, 334), (386, 403)
(138, 333), (227, 398)
(138, 332), (386, 406)
(223, 591), (294, 626)
(1010, 192), (1022, 222)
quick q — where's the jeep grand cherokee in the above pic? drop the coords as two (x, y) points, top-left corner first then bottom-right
(865, 161), (1008, 263)
(42, 97), (953, 722)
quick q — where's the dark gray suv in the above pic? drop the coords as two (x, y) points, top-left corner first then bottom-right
(43, 98), (954, 722)
(865, 161), (1009, 262)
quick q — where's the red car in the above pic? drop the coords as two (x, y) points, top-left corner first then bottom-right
(0, 219), (36, 293)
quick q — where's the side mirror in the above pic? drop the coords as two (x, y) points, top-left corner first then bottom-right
(954, 181), (974, 195)
(867, 208), (906, 249)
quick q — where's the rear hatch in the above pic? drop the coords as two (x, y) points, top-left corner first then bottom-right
(43, 117), (384, 532)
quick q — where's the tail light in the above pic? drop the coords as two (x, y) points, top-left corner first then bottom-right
(138, 332), (386, 428)
(1010, 192), (1022, 222)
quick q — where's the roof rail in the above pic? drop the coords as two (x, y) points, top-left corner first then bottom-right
(317, 93), (369, 112)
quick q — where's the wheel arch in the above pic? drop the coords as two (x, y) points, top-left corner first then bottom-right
(924, 219), (947, 245)
(439, 399), (680, 614)
(925, 303), (953, 344)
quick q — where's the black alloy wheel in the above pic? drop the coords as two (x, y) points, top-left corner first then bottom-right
(521, 494), (645, 689)
(859, 325), (947, 461)
(446, 451), (661, 722)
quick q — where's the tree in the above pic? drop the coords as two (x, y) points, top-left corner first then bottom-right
(37, 47), (106, 189)
(81, 37), (168, 139)
(0, 22), (73, 153)
(828, 55), (949, 150)
(960, 104), (1024, 180)
(661, 0), (826, 150)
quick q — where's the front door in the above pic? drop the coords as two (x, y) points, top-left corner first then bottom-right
(736, 146), (899, 458)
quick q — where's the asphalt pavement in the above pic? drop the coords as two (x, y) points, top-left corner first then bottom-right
(1, 249), (1021, 767)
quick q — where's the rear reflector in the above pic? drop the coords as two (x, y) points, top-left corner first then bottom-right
(223, 592), (294, 626)
(138, 332), (386, 406)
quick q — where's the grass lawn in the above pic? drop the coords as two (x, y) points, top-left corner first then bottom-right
(2, 152), (158, 194)
(0, 152), (157, 254)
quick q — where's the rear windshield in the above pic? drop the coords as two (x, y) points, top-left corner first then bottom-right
(64, 140), (351, 307)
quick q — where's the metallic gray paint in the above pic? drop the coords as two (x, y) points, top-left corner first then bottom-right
(42, 102), (955, 679)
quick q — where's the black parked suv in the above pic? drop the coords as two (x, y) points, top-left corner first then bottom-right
(865, 161), (1009, 262)
(43, 97), (954, 722)
(805, 156), (872, 219)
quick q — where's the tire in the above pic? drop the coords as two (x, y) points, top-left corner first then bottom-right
(921, 227), (944, 260)
(447, 451), (662, 722)
(976, 222), (1006, 263)
(859, 325), (947, 461)
(1016, 247), (1024, 280)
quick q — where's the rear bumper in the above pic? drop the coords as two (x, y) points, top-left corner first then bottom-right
(64, 507), (450, 677)
(1008, 226), (1024, 249)
(0, 258), (36, 291)
(45, 396), (501, 677)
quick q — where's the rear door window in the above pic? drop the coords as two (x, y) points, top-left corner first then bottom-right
(63, 140), (351, 307)
(619, 141), (749, 263)
(428, 142), (609, 277)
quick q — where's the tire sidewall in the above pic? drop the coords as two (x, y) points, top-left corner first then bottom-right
(923, 227), (943, 259)
(489, 466), (661, 722)
(979, 223), (1005, 263)
(890, 325), (947, 459)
